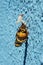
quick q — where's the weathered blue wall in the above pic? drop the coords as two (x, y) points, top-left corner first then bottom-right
(0, 0), (43, 65)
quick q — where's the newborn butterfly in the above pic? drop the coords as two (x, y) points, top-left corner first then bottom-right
(15, 23), (29, 47)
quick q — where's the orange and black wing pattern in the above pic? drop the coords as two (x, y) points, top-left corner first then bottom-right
(15, 23), (28, 47)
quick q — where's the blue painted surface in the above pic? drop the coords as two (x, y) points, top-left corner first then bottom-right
(0, 0), (43, 65)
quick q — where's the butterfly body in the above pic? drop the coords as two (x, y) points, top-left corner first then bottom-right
(15, 23), (29, 47)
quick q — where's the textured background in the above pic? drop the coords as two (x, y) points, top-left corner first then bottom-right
(0, 0), (43, 65)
